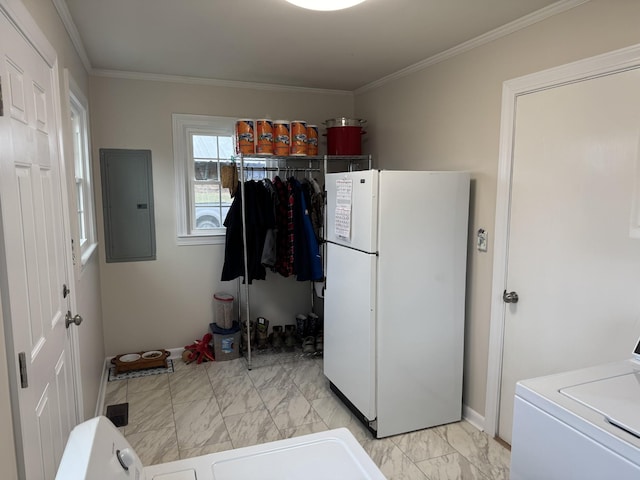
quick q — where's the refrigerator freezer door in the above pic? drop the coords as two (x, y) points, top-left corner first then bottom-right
(375, 171), (470, 437)
(325, 170), (379, 253)
(324, 242), (377, 420)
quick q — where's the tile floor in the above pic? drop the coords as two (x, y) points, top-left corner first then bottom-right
(103, 352), (511, 480)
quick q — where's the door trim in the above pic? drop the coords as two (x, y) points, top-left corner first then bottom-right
(0, 0), (55, 66)
(484, 42), (640, 437)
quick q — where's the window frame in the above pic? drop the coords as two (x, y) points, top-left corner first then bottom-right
(173, 114), (235, 245)
(67, 72), (97, 267)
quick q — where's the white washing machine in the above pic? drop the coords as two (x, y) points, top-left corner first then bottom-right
(511, 341), (640, 480)
(56, 416), (386, 479)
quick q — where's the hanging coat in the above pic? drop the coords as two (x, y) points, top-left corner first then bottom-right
(260, 178), (277, 268)
(272, 176), (293, 277)
(291, 178), (323, 281)
(221, 180), (274, 283)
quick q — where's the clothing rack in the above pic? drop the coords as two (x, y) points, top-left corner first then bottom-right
(239, 166), (321, 172)
(239, 166), (321, 181)
(233, 154), (372, 370)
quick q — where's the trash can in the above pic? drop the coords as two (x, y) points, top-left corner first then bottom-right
(213, 293), (234, 329)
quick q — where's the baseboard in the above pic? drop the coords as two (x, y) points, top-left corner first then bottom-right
(462, 404), (485, 432)
(166, 347), (184, 360)
(93, 357), (111, 418)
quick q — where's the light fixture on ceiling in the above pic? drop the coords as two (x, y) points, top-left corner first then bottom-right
(285, 0), (367, 11)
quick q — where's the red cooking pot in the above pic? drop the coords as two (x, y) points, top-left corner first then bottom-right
(323, 118), (367, 155)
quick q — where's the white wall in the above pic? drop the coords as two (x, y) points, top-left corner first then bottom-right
(73, 254), (104, 417)
(88, 76), (353, 355)
(354, 0), (640, 419)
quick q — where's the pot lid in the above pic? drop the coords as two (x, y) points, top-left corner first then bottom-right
(323, 117), (366, 127)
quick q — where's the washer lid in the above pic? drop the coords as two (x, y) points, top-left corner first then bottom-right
(210, 435), (380, 479)
(560, 372), (640, 438)
(143, 427), (385, 480)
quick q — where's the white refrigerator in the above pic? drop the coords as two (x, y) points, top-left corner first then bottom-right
(323, 169), (470, 438)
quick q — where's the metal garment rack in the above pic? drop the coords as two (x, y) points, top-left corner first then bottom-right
(235, 154), (372, 370)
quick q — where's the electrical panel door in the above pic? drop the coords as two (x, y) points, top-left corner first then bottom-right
(100, 149), (156, 262)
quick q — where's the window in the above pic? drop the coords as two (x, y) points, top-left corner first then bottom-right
(173, 114), (236, 244)
(67, 71), (97, 266)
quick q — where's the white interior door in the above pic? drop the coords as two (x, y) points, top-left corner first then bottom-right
(0, 8), (78, 479)
(498, 68), (640, 443)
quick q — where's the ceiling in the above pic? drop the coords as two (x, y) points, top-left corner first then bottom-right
(62, 0), (563, 91)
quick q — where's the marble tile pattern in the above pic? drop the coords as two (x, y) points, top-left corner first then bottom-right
(103, 354), (511, 479)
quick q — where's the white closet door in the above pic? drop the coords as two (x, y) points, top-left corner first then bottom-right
(498, 68), (640, 444)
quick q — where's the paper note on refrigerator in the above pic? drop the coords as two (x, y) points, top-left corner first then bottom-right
(335, 206), (352, 239)
(335, 178), (352, 239)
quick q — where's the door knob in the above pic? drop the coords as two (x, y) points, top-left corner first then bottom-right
(65, 311), (83, 328)
(503, 290), (519, 304)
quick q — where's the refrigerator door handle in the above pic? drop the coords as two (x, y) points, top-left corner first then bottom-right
(325, 240), (377, 256)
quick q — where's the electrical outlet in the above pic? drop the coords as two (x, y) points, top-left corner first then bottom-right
(477, 229), (488, 252)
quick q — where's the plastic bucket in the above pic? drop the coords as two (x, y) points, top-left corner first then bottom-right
(213, 292), (234, 329)
(290, 120), (307, 156)
(235, 119), (255, 155)
(256, 119), (274, 155)
(307, 125), (319, 156)
(273, 120), (290, 156)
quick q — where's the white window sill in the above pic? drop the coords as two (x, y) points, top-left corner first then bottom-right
(177, 234), (226, 246)
(80, 242), (98, 267)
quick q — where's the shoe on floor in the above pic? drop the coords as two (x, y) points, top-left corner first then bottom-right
(256, 317), (269, 349)
(295, 314), (307, 344)
(284, 324), (296, 349)
(302, 336), (316, 354)
(272, 325), (284, 350)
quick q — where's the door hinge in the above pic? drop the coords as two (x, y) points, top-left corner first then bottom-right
(18, 352), (28, 388)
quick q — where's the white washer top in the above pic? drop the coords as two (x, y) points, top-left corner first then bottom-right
(516, 360), (640, 464)
(560, 371), (640, 438)
(56, 416), (386, 480)
(147, 431), (385, 480)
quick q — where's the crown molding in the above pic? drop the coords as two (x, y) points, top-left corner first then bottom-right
(91, 68), (354, 96)
(52, 0), (92, 73)
(354, 0), (591, 95)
